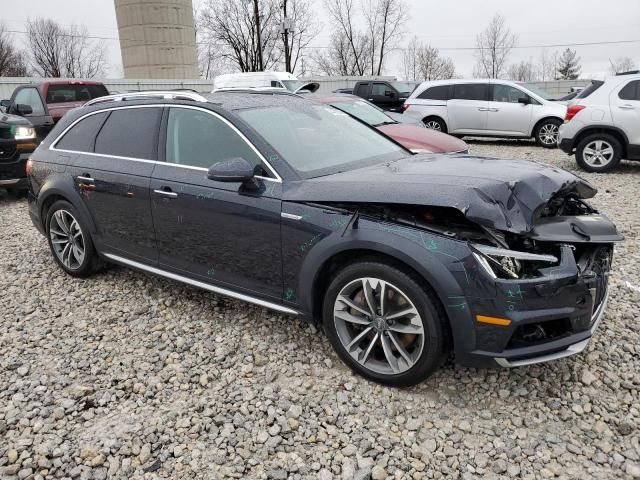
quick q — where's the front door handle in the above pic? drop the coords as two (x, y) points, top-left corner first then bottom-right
(619, 104), (635, 110)
(153, 188), (178, 199)
(489, 108), (500, 112)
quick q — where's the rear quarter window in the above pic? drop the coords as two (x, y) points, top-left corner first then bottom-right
(576, 81), (603, 99)
(619, 80), (640, 101)
(55, 112), (109, 152)
(417, 85), (451, 101)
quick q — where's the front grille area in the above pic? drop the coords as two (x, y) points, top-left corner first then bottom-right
(579, 246), (612, 324)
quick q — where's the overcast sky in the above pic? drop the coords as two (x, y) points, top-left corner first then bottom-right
(1, 0), (639, 79)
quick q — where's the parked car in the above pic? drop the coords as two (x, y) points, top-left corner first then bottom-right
(403, 79), (567, 148)
(213, 72), (319, 93)
(1, 80), (109, 135)
(311, 94), (468, 153)
(349, 80), (415, 112)
(558, 73), (640, 172)
(28, 90), (620, 386)
(0, 112), (38, 195)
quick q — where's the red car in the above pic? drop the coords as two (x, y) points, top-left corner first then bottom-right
(1, 80), (109, 140)
(311, 94), (468, 154)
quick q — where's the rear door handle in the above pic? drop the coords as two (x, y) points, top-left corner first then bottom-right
(619, 104), (635, 109)
(153, 188), (178, 198)
(77, 175), (94, 183)
(477, 107), (489, 111)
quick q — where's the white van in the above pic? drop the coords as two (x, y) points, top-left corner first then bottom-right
(212, 72), (319, 93)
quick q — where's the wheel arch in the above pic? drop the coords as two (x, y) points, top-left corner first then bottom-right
(530, 116), (563, 138)
(572, 126), (629, 158)
(38, 179), (97, 235)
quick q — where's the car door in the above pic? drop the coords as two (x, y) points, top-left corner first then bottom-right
(370, 82), (398, 110)
(486, 83), (533, 136)
(611, 79), (640, 149)
(58, 106), (161, 263)
(446, 83), (489, 134)
(150, 105), (283, 299)
(9, 87), (55, 140)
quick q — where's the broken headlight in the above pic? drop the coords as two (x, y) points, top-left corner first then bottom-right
(470, 244), (558, 279)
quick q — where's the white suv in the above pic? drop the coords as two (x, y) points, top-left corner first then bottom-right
(402, 79), (567, 148)
(558, 72), (640, 172)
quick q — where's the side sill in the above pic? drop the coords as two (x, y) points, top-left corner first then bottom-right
(103, 253), (300, 316)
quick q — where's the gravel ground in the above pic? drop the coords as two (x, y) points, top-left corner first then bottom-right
(1, 141), (640, 480)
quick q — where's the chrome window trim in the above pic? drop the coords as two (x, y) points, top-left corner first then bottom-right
(104, 253), (299, 315)
(49, 103), (283, 183)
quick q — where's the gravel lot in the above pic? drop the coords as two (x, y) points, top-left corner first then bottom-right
(1, 140), (640, 480)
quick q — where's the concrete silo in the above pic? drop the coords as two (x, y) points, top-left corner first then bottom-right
(114, 0), (199, 79)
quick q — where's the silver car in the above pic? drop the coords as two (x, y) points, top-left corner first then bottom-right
(402, 79), (567, 148)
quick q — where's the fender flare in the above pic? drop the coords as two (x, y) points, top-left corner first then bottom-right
(38, 173), (97, 235)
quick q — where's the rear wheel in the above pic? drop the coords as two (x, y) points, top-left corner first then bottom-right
(534, 118), (562, 148)
(575, 133), (622, 172)
(323, 261), (448, 387)
(422, 117), (447, 133)
(46, 200), (98, 277)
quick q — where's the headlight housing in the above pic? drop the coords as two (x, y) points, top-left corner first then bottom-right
(14, 126), (36, 140)
(470, 243), (558, 279)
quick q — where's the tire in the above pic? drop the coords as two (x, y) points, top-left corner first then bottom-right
(422, 117), (447, 133)
(45, 200), (98, 277)
(534, 118), (562, 148)
(575, 133), (623, 173)
(322, 261), (449, 387)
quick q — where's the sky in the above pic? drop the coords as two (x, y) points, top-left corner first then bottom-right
(1, 0), (639, 79)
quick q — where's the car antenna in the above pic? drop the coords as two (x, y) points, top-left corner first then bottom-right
(341, 207), (360, 237)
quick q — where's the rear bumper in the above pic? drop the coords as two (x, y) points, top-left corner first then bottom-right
(558, 137), (574, 154)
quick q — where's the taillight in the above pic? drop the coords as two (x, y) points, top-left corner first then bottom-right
(402, 104), (410, 112)
(565, 105), (585, 122)
(26, 158), (33, 176)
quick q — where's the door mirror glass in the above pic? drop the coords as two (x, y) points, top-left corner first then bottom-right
(0, 99), (10, 108)
(208, 157), (255, 183)
(518, 96), (531, 105)
(15, 104), (33, 116)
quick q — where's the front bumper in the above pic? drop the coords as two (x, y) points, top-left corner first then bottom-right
(0, 142), (31, 189)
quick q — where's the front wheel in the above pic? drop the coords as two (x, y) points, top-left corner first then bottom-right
(534, 118), (562, 148)
(322, 261), (449, 387)
(46, 200), (99, 277)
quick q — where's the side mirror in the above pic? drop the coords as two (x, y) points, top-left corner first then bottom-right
(207, 157), (255, 183)
(15, 104), (33, 115)
(518, 96), (531, 105)
(384, 90), (395, 98)
(0, 99), (10, 108)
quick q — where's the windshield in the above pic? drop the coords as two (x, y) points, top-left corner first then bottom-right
(281, 80), (306, 92)
(390, 82), (415, 94)
(238, 104), (407, 178)
(330, 100), (394, 126)
(519, 83), (554, 101)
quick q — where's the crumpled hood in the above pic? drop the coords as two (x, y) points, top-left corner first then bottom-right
(283, 154), (597, 234)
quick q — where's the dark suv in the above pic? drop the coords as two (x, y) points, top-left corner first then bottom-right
(28, 90), (621, 386)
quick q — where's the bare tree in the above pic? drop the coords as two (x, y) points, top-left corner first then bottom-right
(537, 49), (556, 81)
(474, 14), (517, 78)
(402, 37), (455, 81)
(0, 24), (29, 76)
(556, 48), (581, 80)
(507, 59), (536, 82)
(26, 18), (106, 78)
(609, 56), (637, 75)
(363, 0), (406, 75)
(314, 31), (366, 75)
(279, 0), (320, 74)
(323, 0), (370, 75)
(199, 0), (281, 72)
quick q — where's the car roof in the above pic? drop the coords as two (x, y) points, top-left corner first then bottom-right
(204, 90), (309, 111)
(306, 93), (360, 104)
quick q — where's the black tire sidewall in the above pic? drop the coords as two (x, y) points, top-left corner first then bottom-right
(322, 261), (446, 387)
(45, 200), (96, 277)
(575, 133), (622, 172)
(535, 118), (562, 148)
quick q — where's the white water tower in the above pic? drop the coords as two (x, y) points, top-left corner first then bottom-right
(114, 0), (199, 79)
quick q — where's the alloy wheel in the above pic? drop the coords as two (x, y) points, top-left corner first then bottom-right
(49, 210), (86, 270)
(583, 140), (615, 167)
(538, 123), (559, 145)
(333, 277), (425, 375)
(424, 120), (442, 131)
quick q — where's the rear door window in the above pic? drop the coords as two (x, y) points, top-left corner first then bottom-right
(55, 112), (108, 152)
(418, 85), (451, 100)
(94, 107), (162, 160)
(355, 83), (370, 97)
(619, 80), (640, 100)
(452, 83), (488, 101)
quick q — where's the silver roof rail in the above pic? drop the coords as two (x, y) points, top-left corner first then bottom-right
(84, 90), (207, 107)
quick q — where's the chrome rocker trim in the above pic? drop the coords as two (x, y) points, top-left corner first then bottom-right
(494, 285), (609, 368)
(103, 253), (300, 315)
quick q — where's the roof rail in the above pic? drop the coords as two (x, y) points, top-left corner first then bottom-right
(84, 90), (207, 107)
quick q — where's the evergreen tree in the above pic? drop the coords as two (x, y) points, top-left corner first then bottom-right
(556, 48), (581, 80)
